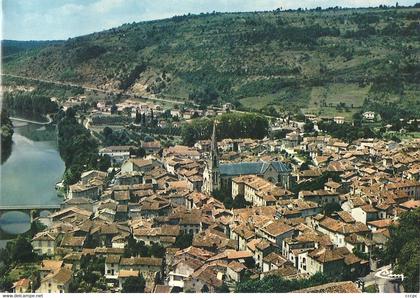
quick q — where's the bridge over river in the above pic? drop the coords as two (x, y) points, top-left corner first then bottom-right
(0, 205), (61, 222)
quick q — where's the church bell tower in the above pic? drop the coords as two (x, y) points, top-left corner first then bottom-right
(202, 121), (220, 195)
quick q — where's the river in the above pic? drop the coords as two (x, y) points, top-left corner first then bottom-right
(0, 119), (65, 238)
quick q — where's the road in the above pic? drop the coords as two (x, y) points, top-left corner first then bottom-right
(10, 114), (53, 125)
(361, 265), (404, 293)
(2, 73), (183, 105)
(3, 73), (288, 121)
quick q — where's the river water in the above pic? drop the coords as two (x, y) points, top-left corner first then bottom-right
(0, 120), (65, 237)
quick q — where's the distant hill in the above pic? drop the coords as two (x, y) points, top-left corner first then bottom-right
(2, 7), (420, 116)
(1, 40), (64, 58)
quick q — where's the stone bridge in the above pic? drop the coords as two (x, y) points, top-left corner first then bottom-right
(0, 205), (61, 222)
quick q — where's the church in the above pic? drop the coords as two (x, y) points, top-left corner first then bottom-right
(202, 122), (292, 195)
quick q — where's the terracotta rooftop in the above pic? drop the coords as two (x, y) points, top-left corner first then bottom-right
(291, 281), (361, 293)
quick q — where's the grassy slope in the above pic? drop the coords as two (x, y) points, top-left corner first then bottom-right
(2, 7), (420, 116)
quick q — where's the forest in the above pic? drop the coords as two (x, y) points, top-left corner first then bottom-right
(181, 112), (269, 146)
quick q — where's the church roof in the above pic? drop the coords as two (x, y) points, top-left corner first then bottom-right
(219, 161), (290, 176)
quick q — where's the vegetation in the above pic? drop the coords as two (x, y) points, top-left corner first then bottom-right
(3, 92), (59, 118)
(318, 121), (377, 143)
(383, 207), (420, 293)
(3, 6), (420, 117)
(174, 233), (193, 249)
(235, 272), (330, 292)
(121, 275), (146, 293)
(0, 109), (14, 163)
(292, 172), (340, 193)
(322, 202), (342, 216)
(124, 236), (166, 258)
(0, 235), (38, 292)
(57, 108), (110, 186)
(69, 255), (107, 292)
(181, 112), (269, 146)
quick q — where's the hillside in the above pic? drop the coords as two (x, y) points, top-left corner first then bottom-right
(1, 40), (64, 61)
(2, 7), (420, 117)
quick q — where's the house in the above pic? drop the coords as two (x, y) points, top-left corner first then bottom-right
(306, 247), (346, 278)
(142, 141), (161, 155)
(168, 258), (203, 289)
(80, 170), (107, 185)
(39, 260), (65, 279)
(105, 255), (121, 281)
(399, 199), (420, 211)
(313, 216), (370, 247)
(60, 234), (86, 252)
(121, 158), (155, 173)
(231, 225), (255, 251)
(99, 145), (134, 164)
(12, 278), (30, 293)
(366, 219), (394, 232)
(299, 190), (340, 205)
(333, 116), (345, 124)
(256, 221), (294, 249)
(183, 267), (223, 293)
(226, 261), (247, 282)
(119, 257), (163, 274)
(362, 111), (375, 122)
(32, 231), (60, 255)
(351, 205), (379, 224)
(262, 252), (289, 273)
(232, 175), (293, 206)
(67, 183), (101, 201)
(37, 267), (73, 293)
(253, 239), (274, 268)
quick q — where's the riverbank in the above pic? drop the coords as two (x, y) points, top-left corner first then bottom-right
(0, 109), (14, 163)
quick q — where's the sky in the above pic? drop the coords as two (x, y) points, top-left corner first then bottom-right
(2, 0), (419, 40)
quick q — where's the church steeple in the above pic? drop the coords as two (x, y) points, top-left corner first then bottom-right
(210, 121), (219, 169)
(202, 121), (220, 195)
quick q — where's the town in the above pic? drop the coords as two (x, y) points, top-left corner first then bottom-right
(2, 93), (419, 294)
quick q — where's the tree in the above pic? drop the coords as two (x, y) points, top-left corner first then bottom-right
(299, 162), (310, 171)
(215, 282), (230, 293)
(232, 195), (247, 209)
(1, 108), (14, 163)
(122, 275), (146, 293)
(235, 272), (330, 292)
(135, 110), (141, 124)
(129, 147), (145, 158)
(149, 242), (165, 258)
(181, 113), (269, 146)
(322, 202), (342, 216)
(174, 233), (193, 249)
(383, 208), (420, 293)
(97, 155), (111, 171)
(0, 276), (13, 292)
(303, 120), (314, 133)
(13, 236), (35, 263)
(110, 104), (118, 114)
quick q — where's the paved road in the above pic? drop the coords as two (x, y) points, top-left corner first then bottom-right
(361, 265), (403, 293)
